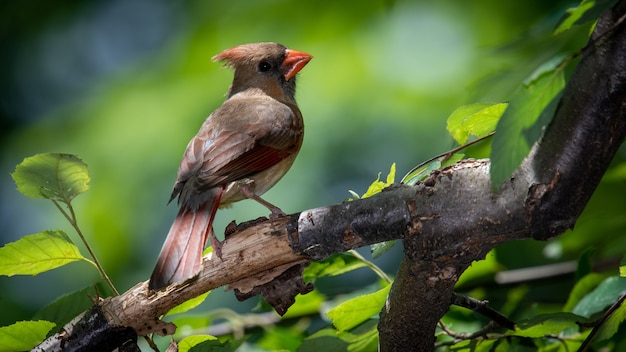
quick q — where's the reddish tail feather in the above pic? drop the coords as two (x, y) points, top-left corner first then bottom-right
(149, 197), (221, 290)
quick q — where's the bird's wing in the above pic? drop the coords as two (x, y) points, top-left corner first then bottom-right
(171, 97), (301, 207)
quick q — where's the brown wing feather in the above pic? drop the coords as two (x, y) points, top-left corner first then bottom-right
(171, 97), (301, 208)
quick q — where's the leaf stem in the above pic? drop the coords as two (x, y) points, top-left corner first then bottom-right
(51, 199), (119, 296)
(348, 250), (393, 284)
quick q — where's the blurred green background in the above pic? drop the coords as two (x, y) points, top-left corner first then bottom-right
(4, 0), (620, 338)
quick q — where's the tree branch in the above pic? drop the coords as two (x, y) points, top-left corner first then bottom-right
(34, 2), (626, 351)
(379, 2), (626, 350)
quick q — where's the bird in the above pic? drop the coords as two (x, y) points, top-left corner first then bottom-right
(149, 42), (312, 290)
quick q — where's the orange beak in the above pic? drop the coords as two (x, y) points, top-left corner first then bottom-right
(282, 49), (313, 81)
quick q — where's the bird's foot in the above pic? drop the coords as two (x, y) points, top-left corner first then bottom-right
(240, 183), (288, 220)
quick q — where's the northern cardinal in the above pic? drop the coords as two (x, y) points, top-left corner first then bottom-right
(149, 43), (312, 290)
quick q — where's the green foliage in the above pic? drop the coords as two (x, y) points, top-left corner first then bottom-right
(167, 292), (211, 316)
(0, 320), (56, 352)
(402, 153), (465, 186)
(304, 253), (368, 282)
(513, 313), (588, 338)
(447, 103), (506, 145)
(300, 319), (379, 352)
(0, 230), (90, 276)
(32, 287), (98, 331)
(11, 153), (90, 203)
(490, 56), (566, 187)
(572, 276), (626, 318)
(593, 298), (626, 343)
(347, 163), (396, 200)
(327, 284), (390, 331)
(555, 0), (619, 34)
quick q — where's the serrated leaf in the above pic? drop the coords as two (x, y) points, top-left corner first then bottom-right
(0, 320), (56, 352)
(0, 230), (88, 276)
(447, 103), (507, 144)
(304, 253), (368, 282)
(327, 284), (391, 331)
(166, 291), (211, 316)
(12, 153), (90, 203)
(513, 312), (586, 338)
(573, 276), (626, 317)
(490, 60), (565, 187)
(554, 0), (618, 34)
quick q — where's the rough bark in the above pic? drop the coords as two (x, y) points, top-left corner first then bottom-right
(34, 2), (626, 351)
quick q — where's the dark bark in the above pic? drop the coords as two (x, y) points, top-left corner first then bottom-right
(35, 2), (626, 351)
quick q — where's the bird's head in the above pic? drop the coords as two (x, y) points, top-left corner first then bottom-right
(213, 42), (312, 102)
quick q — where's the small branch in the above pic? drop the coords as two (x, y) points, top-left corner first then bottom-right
(451, 293), (515, 331)
(435, 320), (503, 347)
(347, 250), (393, 284)
(51, 199), (119, 296)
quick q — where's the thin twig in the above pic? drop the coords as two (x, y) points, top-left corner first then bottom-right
(577, 292), (626, 352)
(348, 249), (393, 284)
(451, 293), (516, 330)
(51, 199), (119, 296)
(401, 131), (495, 183)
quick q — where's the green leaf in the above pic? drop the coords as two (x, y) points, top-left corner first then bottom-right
(490, 58), (565, 187)
(455, 250), (503, 289)
(12, 153), (90, 203)
(513, 312), (586, 338)
(327, 284), (391, 331)
(257, 326), (305, 351)
(572, 276), (626, 317)
(166, 291), (211, 316)
(352, 163), (395, 199)
(178, 335), (226, 352)
(299, 319), (379, 352)
(620, 255), (626, 277)
(0, 320), (56, 352)
(402, 160), (441, 186)
(0, 230), (89, 276)
(401, 153), (465, 185)
(282, 289), (326, 319)
(303, 253), (368, 282)
(370, 240), (397, 259)
(593, 296), (626, 342)
(447, 103), (507, 144)
(554, 0), (618, 34)
(33, 287), (96, 328)
(299, 327), (349, 352)
(564, 272), (610, 312)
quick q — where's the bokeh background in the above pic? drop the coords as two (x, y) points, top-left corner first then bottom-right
(3, 0), (617, 344)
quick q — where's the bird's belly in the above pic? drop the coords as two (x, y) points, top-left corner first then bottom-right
(219, 152), (298, 206)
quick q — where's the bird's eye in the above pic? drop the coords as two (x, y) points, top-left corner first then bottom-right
(258, 61), (272, 72)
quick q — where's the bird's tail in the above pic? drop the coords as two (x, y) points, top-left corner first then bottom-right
(149, 198), (220, 290)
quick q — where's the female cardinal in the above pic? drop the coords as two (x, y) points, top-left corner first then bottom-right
(149, 43), (312, 290)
